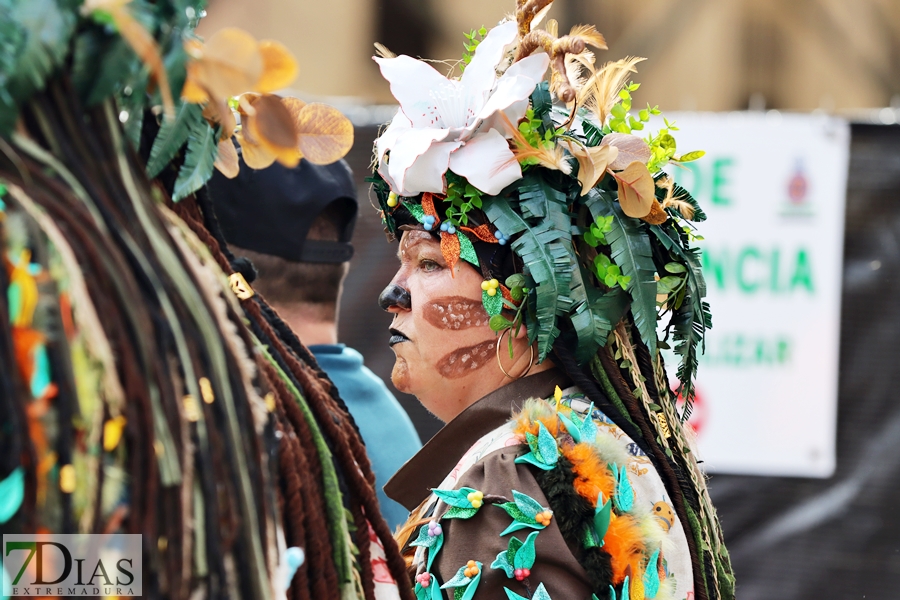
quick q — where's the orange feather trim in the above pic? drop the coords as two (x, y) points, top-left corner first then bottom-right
(512, 400), (561, 438)
(440, 231), (460, 278)
(561, 443), (616, 506)
(604, 514), (646, 585)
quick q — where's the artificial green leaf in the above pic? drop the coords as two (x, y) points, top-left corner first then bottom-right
(611, 464), (634, 512)
(586, 190), (658, 355)
(505, 274), (526, 289)
(675, 150), (705, 163)
(147, 102), (205, 178)
(410, 523), (438, 549)
(489, 314), (512, 331)
(593, 493), (611, 544)
(172, 120), (218, 201)
(433, 487), (476, 508)
(0, 467), (25, 524)
(644, 549), (661, 598)
(513, 531), (539, 570)
(514, 452), (555, 471)
(441, 566), (472, 589)
(491, 546), (515, 578)
(657, 276), (682, 295)
(444, 506), (479, 520)
(511, 490), (544, 520)
(504, 588), (529, 600)
(498, 503), (534, 524)
(483, 289), (504, 317)
(536, 422), (558, 466)
(458, 231), (479, 265)
(664, 262), (686, 274)
(403, 200), (425, 223)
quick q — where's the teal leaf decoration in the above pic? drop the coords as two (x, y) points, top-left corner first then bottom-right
(441, 566), (472, 589)
(0, 467), (25, 524)
(443, 506), (479, 520)
(458, 231), (479, 265)
(558, 404), (597, 444)
(483, 191), (572, 360)
(514, 452), (555, 471)
(430, 577), (443, 600)
(586, 189), (658, 355)
(459, 567), (483, 600)
(536, 422), (559, 466)
(427, 533), (444, 571)
(410, 524), (439, 549)
(415, 577), (443, 600)
(525, 431), (539, 455)
(433, 487), (476, 508)
(611, 464), (634, 512)
(511, 490), (544, 520)
(403, 200), (425, 223)
(509, 582), (553, 600)
(482, 289), (503, 317)
(644, 549), (661, 598)
(147, 102), (205, 177)
(173, 120), (219, 201)
(593, 492), (612, 545)
(558, 410), (582, 443)
(609, 577), (629, 600)
(498, 502), (534, 525)
(513, 531), (539, 570)
(491, 548), (515, 578)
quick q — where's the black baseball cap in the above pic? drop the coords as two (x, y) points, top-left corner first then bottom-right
(208, 153), (357, 263)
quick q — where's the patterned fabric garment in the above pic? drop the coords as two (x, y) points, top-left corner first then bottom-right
(386, 370), (693, 600)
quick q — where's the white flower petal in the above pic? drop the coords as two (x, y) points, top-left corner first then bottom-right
(401, 140), (463, 195)
(474, 75), (540, 125)
(502, 53), (550, 83)
(449, 129), (521, 196)
(460, 21), (518, 96)
(479, 98), (530, 137)
(386, 128), (452, 194)
(374, 56), (452, 128)
(375, 109), (412, 161)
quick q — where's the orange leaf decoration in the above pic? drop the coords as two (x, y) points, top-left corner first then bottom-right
(235, 131), (276, 170)
(256, 40), (299, 93)
(184, 27), (263, 103)
(460, 224), (498, 243)
(238, 94), (302, 168)
(214, 139), (240, 178)
(602, 133), (651, 171)
(293, 103), (354, 165)
(614, 161), (656, 218)
(440, 231), (461, 278)
(421, 193), (439, 222)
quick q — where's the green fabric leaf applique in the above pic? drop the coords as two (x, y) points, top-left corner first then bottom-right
(490, 535), (521, 578)
(441, 561), (483, 600)
(403, 200), (426, 223)
(433, 487), (479, 509)
(515, 422), (559, 471)
(409, 522), (445, 571)
(443, 506), (479, 520)
(590, 491), (612, 547)
(415, 576), (442, 600)
(458, 231), (479, 266)
(610, 464), (634, 512)
(558, 403), (597, 444)
(498, 490), (551, 536)
(512, 531), (539, 570)
(609, 575), (630, 600)
(644, 549), (661, 598)
(482, 289), (503, 317)
(505, 582), (553, 600)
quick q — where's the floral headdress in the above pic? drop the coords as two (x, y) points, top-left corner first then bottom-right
(370, 0), (710, 417)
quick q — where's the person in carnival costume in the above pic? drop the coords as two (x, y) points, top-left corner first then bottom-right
(370, 1), (735, 599)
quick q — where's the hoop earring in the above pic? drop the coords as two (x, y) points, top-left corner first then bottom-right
(496, 328), (535, 379)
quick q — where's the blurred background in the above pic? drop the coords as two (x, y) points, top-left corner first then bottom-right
(200, 1), (900, 598)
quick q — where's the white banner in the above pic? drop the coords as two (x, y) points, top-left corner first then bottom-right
(660, 112), (849, 478)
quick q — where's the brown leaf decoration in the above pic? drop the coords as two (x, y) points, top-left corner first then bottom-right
(186, 28), (263, 103)
(440, 231), (461, 277)
(562, 140), (618, 195)
(614, 161), (656, 218)
(602, 133), (651, 170)
(243, 94), (301, 167)
(235, 131), (277, 170)
(293, 103), (354, 165)
(214, 139), (240, 178)
(202, 100), (236, 139)
(256, 40), (299, 93)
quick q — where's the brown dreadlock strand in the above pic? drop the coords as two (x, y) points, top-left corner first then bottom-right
(170, 197), (416, 600)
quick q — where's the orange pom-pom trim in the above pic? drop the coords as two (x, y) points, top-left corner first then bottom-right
(561, 443), (616, 506)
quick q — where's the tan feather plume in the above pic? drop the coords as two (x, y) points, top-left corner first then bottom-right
(657, 175), (695, 220)
(374, 43), (396, 59)
(578, 56), (646, 125)
(567, 24), (607, 50)
(500, 113), (573, 174)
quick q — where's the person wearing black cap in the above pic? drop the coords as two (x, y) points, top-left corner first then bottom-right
(208, 156), (422, 531)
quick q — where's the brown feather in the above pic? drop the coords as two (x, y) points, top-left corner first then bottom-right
(578, 56), (646, 125)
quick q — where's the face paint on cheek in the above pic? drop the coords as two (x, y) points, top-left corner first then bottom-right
(437, 340), (496, 379)
(391, 356), (410, 391)
(423, 297), (490, 330)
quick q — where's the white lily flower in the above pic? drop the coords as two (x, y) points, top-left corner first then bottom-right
(374, 20), (550, 197)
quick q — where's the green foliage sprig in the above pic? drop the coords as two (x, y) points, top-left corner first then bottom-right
(460, 26), (488, 71)
(445, 172), (484, 226)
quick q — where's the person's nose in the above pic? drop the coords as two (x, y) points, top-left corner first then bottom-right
(378, 283), (412, 312)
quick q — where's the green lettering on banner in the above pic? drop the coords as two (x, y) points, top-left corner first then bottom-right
(701, 334), (793, 367)
(769, 248), (780, 293)
(702, 247), (728, 290)
(790, 249), (814, 292)
(711, 157), (734, 206)
(736, 246), (763, 293)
